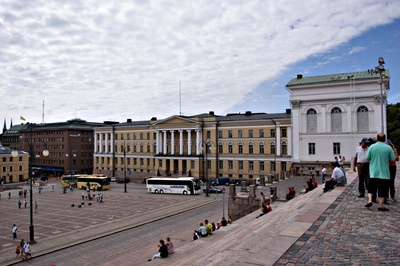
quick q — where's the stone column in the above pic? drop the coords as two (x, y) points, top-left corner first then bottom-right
(104, 133), (108, 154)
(163, 131), (167, 154)
(99, 133), (103, 153)
(94, 133), (98, 153)
(156, 131), (160, 154)
(171, 130), (175, 155)
(196, 130), (202, 155)
(179, 130), (183, 155)
(187, 130), (192, 155)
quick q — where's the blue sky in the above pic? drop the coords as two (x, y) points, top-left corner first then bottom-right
(1, 0), (400, 125)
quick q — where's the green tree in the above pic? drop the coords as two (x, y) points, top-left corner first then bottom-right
(387, 103), (400, 148)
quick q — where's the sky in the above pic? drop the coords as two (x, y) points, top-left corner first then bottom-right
(1, 0), (400, 126)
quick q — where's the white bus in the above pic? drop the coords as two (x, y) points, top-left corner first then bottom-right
(146, 177), (202, 195)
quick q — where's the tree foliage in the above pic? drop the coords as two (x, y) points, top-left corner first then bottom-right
(387, 103), (400, 148)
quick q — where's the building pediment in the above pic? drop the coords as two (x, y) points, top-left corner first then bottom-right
(153, 116), (201, 127)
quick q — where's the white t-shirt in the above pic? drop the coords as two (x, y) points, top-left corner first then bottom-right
(322, 167), (327, 175)
(354, 145), (368, 163)
(332, 167), (344, 182)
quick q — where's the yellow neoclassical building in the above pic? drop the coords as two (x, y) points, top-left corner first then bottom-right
(93, 110), (292, 183)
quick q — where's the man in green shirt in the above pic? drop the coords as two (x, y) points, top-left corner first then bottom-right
(365, 133), (396, 211)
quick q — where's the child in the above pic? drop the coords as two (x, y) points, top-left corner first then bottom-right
(166, 237), (174, 254)
(15, 245), (21, 259)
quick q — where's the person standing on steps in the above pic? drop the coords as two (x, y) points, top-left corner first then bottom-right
(353, 138), (370, 198)
(365, 133), (395, 211)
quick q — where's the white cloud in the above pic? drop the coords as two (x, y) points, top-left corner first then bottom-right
(1, 0), (400, 123)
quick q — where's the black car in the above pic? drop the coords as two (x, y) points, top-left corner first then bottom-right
(116, 177), (130, 183)
(203, 186), (223, 193)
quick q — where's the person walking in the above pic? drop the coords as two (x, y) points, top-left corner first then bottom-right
(24, 200), (27, 208)
(386, 140), (399, 203)
(353, 138), (370, 198)
(321, 165), (327, 183)
(12, 224), (18, 240)
(365, 133), (396, 211)
(23, 241), (32, 261)
(18, 200), (22, 209)
(34, 202), (38, 213)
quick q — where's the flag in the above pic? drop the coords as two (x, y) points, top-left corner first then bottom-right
(20, 116), (26, 121)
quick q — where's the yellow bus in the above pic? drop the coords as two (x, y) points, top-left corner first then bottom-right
(76, 175), (111, 190)
(61, 174), (78, 187)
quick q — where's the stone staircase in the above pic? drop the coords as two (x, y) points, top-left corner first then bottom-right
(151, 172), (355, 266)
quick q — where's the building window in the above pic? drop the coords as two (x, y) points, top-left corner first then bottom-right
(309, 143), (315, 155)
(249, 130), (253, 138)
(228, 143), (233, 154)
(271, 162), (276, 172)
(140, 133), (143, 140)
(238, 130), (242, 138)
(133, 145), (137, 153)
(219, 160), (223, 169)
(140, 158), (144, 166)
(206, 131), (211, 139)
(249, 161), (254, 171)
(331, 107), (342, 132)
(238, 142), (243, 154)
(259, 142), (265, 154)
(238, 161), (243, 170)
(357, 106), (369, 132)
(218, 130), (223, 138)
(133, 133), (136, 140)
(249, 143), (253, 154)
(140, 144), (143, 153)
(281, 142), (287, 155)
(259, 129), (264, 138)
(218, 143), (223, 154)
(270, 142), (276, 154)
(260, 161), (265, 171)
(307, 108), (317, 133)
(228, 161), (233, 170)
(270, 129), (275, 137)
(159, 159), (163, 167)
(191, 160), (194, 169)
(147, 143), (150, 152)
(333, 142), (341, 154)
(281, 128), (287, 137)
(134, 158), (137, 165)
(228, 130), (233, 138)
(147, 133), (150, 140)
(282, 162), (287, 171)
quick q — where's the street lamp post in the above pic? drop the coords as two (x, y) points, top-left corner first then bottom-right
(199, 140), (214, 197)
(11, 123), (49, 244)
(123, 142), (127, 193)
(374, 57), (386, 133)
(222, 187), (226, 220)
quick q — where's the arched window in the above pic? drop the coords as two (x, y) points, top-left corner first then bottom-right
(238, 141), (243, 154)
(357, 106), (369, 132)
(281, 141), (287, 155)
(331, 107), (342, 132)
(307, 108), (317, 133)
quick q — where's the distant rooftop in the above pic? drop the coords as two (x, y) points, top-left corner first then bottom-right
(286, 69), (390, 87)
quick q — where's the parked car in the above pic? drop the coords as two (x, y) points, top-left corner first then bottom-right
(116, 177), (130, 183)
(111, 177), (117, 182)
(203, 186), (223, 193)
(211, 177), (230, 186)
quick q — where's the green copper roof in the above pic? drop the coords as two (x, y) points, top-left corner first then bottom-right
(286, 69), (390, 87)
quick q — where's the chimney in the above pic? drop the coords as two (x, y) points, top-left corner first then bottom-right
(286, 109), (291, 114)
(297, 74), (303, 79)
(127, 118), (132, 123)
(209, 111), (214, 115)
(245, 111), (252, 116)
